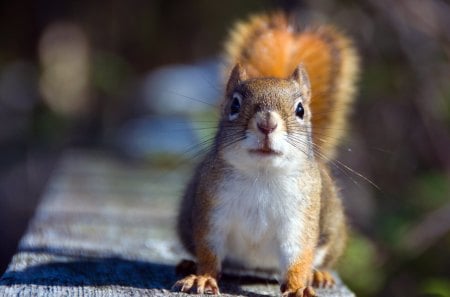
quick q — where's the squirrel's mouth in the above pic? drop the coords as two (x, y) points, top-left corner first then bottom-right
(248, 148), (282, 156)
(248, 137), (282, 156)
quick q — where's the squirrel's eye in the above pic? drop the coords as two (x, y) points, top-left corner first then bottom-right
(295, 102), (304, 119)
(229, 92), (242, 120)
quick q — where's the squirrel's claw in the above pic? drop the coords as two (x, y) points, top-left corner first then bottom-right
(281, 286), (317, 297)
(172, 274), (220, 295)
(308, 270), (336, 288)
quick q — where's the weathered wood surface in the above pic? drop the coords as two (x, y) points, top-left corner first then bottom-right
(0, 150), (355, 297)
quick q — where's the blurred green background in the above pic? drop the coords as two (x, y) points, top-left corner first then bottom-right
(0, 0), (449, 296)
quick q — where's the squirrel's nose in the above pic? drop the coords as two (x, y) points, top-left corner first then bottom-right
(255, 110), (280, 135)
(257, 120), (278, 135)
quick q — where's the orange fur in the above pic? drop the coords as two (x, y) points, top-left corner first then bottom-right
(225, 12), (359, 159)
(283, 248), (314, 291)
(174, 12), (356, 295)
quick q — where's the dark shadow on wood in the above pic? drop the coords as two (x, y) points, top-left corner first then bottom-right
(0, 246), (278, 296)
(1, 257), (176, 289)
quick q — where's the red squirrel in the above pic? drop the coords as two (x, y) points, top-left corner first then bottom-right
(173, 11), (359, 297)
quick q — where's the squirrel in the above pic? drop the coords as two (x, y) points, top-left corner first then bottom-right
(173, 11), (359, 297)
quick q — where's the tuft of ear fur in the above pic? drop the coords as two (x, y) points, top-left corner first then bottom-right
(226, 63), (247, 95)
(291, 64), (311, 103)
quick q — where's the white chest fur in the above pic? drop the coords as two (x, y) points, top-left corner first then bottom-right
(208, 169), (308, 271)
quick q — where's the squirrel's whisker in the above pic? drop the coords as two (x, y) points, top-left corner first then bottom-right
(174, 10), (361, 295)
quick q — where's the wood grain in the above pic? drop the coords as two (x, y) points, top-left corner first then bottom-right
(0, 150), (355, 297)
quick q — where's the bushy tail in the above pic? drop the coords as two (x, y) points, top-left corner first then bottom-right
(224, 12), (359, 160)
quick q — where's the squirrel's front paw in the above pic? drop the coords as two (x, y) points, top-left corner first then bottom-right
(172, 274), (220, 295)
(281, 285), (317, 297)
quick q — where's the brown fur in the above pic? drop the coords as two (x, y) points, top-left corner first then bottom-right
(174, 11), (358, 295)
(317, 164), (348, 268)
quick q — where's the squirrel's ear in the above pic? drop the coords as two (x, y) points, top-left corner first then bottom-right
(226, 63), (247, 95)
(291, 64), (311, 102)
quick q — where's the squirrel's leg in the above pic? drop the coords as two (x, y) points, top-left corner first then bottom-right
(280, 248), (317, 297)
(278, 213), (319, 297)
(172, 242), (221, 294)
(173, 219), (223, 295)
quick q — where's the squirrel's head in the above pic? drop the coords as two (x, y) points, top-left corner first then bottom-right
(218, 63), (314, 171)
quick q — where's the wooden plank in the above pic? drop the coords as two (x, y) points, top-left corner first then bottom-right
(0, 150), (355, 297)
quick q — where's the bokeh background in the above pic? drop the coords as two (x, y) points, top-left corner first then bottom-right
(0, 0), (449, 296)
